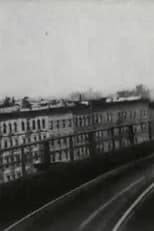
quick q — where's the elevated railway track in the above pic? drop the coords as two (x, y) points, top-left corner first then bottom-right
(3, 153), (154, 231)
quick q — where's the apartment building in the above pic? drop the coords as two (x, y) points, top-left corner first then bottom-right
(0, 108), (74, 183)
(149, 102), (154, 140)
(48, 108), (74, 163)
(72, 99), (151, 154)
(0, 98), (151, 184)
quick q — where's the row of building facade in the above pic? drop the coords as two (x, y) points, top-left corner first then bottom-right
(0, 98), (152, 184)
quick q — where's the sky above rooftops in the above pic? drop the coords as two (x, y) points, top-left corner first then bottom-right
(0, 0), (154, 98)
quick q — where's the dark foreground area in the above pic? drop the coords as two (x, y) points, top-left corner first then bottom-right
(1, 140), (154, 230)
(4, 151), (154, 231)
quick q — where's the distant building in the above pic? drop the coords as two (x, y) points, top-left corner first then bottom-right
(117, 84), (150, 100)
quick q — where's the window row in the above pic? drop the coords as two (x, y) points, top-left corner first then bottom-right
(75, 109), (148, 128)
(75, 146), (90, 159)
(4, 171), (22, 182)
(75, 113), (114, 128)
(49, 119), (72, 130)
(50, 137), (69, 147)
(133, 123), (149, 133)
(21, 119), (46, 131)
(3, 138), (19, 149)
(49, 134), (89, 147)
(3, 154), (21, 165)
(50, 146), (90, 162)
(118, 110), (147, 122)
(50, 150), (70, 162)
(2, 122), (18, 134)
(1, 118), (46, 134)
(75, 116), (91, 127)
(22, 134), (47, 145)
(75, 134), (89, 143)
(2, 134), (47, 148)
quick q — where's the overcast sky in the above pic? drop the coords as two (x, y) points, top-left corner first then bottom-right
(0, 0), (154, 98)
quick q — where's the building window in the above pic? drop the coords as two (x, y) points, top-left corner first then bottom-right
(62, 120), (66, 128)
(3, 123), (7, 134)
(107, 130), (111, 136)
(58, 152), (62, 161)
(10, 138), (13, 146)
(142, 123), (147, 131)
(123, 112), (127, 120)
(5, 156), (9, 164)
(17, 172), (21, 178)
(99, 115), (102, 123)
(57, 139), (61, 145)
(27, 120), (30, 131)
(74, 118), (77, 127)
(135, 137), (138, 144)
(79, 117), (82, 127)
(107, 113), (110, 122)
(77, 150), (80, 158)
(130, 111), (133, 120)
(144, 110), (147, 117)
(42, 119), (46, 129)
(15, 138), (18, 146)
(84, 116), (88, 126)
(32, 120), (36, 130)
(50, 121), (53, 129)
(14, 122), (17, 132)
(95, 114), (99, 124)
(75, 117), (78, 127)
(35, 152), (38, 160)
(21, 121), (25, 131)
(140, 110), (143, 118)
(56, 120), (60, 129)
(99, 131), (102, 137)
(110, 113), (113, 122)
(118, 112), (121, 121)
(87, 116), (90, 126)
(68, 119), (72, 127)
(4, 140), (8, 149)
(96, 131), (99, 139)
(76, 135), (80, 143)
(82, 116), (85, 127)
(85, 134), (88, 141)
(63, 137), (67, 144)
(22, 137), (26, 144)
(65, 151), (69, 160)
(7, 175), (11, 182)
(37, 119), (41, 130)
(114, 128), (119, 136)
(28, 137), (31, 143)
(9, 123), (12, 133)
(34, 136), (37, 142)
(51, 139), (54, 146)
(133, 126), (137, 133)
(0, 157), (2, 165)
